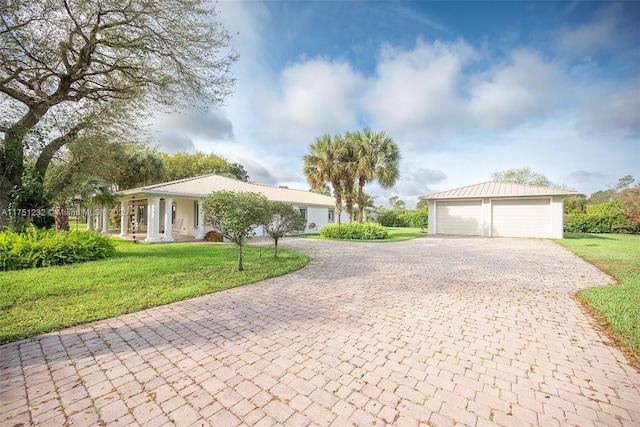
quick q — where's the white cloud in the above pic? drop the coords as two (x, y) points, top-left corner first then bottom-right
(240, 58), (366, 151)
(577, 85), (640, 137)
(147, 2), (638, 204)
(217, 1), (269, 54)
(567, 170), (609, 188)
(150, 109), (234, 153)
(468, 51), (569, 130)
(557, 11), (619, 57)
(364, 39), (475, 139)
(383, 167), (448, 208)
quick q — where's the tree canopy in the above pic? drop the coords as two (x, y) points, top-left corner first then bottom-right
(262, 201), (307, 257)
(161, 151), (229, 183)
(350, 129), (400, 222)
(303, 128), (400, 224)
(303, 134), (345, 224)
(1, 0), (237, 228)
(201, 191), (270, 271)
(491, 167), (557, 187)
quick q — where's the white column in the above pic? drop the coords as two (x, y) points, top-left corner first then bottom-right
(163, 198), (174, 242)
(101, 208), (109, 234)
(428, 200), (436, 235)
(195, 199), (205, 240)
(86, 208), (94, 231)
(145, 197), (161, 243)
(119, 200), (128, 237)
(145, 200), (153, 241)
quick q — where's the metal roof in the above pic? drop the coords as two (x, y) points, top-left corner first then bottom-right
(115, 174), (336, 206)
(419, 181), (579, 200)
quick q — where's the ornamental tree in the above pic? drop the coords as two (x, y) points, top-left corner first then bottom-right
(262, 201), (307, 257)
(201, 191), (270, 271)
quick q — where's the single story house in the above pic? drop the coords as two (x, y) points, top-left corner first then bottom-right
(419, 181), (579, 239)
(114, 174), (345, 243)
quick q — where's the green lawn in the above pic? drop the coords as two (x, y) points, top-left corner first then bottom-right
(300, 226), (427, 242)
(557, 233), (640, 363)
(0, 239), (308, 344)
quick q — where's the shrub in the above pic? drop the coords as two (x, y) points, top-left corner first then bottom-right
(564, 200), (640, 234)
(400, 210), (429, 228)
(376, 208), (408, 227)
(320, 222), (388, 240)
(375, 208), (428, 228)
(204, 230), (223, 242)
(0, 226), (116, 271)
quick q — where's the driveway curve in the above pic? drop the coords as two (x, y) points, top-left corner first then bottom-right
(1, 237), (639, 426)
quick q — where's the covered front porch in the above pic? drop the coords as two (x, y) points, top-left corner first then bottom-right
(116, 195), (206, 243)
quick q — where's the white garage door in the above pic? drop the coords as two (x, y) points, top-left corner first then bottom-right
(491, 198), (550, 238)
(436, 200), (482, 235)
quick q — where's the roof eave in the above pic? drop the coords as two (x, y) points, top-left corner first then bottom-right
(115, 189), (206, 199)
(419, 191), (579, 200)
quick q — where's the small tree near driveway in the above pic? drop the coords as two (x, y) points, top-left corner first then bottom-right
(263, 201), (307, 257)
(202, 191), (269, 271)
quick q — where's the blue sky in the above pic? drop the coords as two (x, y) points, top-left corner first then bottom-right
(152, 1), (640, 208)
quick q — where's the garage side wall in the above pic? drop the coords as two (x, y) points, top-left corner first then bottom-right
(550, 196), (565, 239)
(428, 200), (436, 235)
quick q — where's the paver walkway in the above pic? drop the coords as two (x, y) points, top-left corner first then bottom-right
(1, 237), (639, 426)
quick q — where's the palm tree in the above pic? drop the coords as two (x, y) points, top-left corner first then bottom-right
(79, 178), (116, 231)
(303, 134), (344, 225)
(336, 133), (358, 222)
(310, 182), (331, 197)
(352, 129), (401, 222)
(358, 191), (377, 221)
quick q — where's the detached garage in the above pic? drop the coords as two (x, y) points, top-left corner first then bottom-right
(420, 181), (578, 239)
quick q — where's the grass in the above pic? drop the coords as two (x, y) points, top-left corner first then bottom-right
(557, 233), (640, 363)
(0, 239), (308, 344)
(300, 226), (427, 242)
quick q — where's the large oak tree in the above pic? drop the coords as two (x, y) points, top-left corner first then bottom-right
(0, 0), (237, 228)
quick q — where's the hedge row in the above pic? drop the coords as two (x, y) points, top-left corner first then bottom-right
(376, 209), (428, 228)
(320, 222), (389, 240)
(564, 200), (640, 234)
(0, 226), (116, 271)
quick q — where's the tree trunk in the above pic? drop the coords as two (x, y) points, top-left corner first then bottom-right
(1, 103), (52, 230)
(237, 243), (244, 271)
(357, 179), (365, 223)
(35, 125), (83, 180)
(274, 238), (279, 258)
(53, 200), (70, 231)
(0, 194), (11, 230)
(334, 186), (342, 225)
(1, 134), (25, 230)
(343, 180), (354, 223)
(55, 211), (70, 231)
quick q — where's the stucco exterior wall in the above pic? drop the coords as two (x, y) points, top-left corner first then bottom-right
(550, 196), (565, 239)
(175, 198), (197, 236)
(174, 201), (342, 239)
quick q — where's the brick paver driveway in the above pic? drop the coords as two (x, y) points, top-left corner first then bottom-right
(2, 237), (639, 426)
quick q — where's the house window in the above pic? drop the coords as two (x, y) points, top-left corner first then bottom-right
(328, 208), (335, 223)
(299, 208), (307, 220)
(194, 201), (199, 228)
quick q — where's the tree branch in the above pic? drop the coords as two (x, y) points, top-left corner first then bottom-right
(0, 82), (36, 106)
(35, 120), (87, 179)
